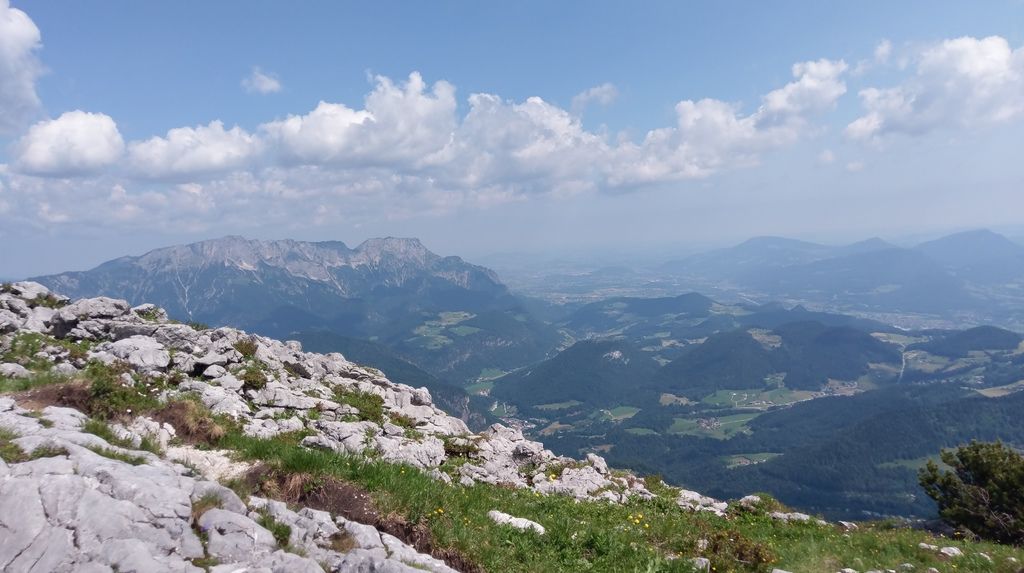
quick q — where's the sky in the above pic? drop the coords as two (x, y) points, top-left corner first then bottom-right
(1, 1), (1023, 277)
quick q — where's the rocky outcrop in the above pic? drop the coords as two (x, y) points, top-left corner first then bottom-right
(0, 283), (655, 503)
(0, 397), (458, 573)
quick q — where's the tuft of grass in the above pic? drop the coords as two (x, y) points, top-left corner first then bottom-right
(152, 399), (229, 445)
(83, 361), (163, 420)
(0, 429), (69, 462)
(233, 338), (258, 359)
(256, 509), (293, 548)
(86, 445), (147, 465)
(191, 493), (223, 523)
(0, 370), (70, 393)
(239, 363), (269, 391)
(333, 387), (385, 424)
(135, 307), (163, 321)
(82, 418), (132, 447)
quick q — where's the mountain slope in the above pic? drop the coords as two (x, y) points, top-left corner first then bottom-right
(32, 236), (558, 383)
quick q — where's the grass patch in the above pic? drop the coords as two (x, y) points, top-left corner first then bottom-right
(256, 509), (293, 547)
(1, 332), (92, 372)
(82, 361), (163, 420)
(669, 413), (761, 440)
(205, 430), (1024, 573)
(86, 445), (147, 465)
(334, 387), (385, 424)
(233, 338), (258, 359)
(602, 406), (641, 421)
(0, 370), (70, 393)
(0, 428), (68, 462)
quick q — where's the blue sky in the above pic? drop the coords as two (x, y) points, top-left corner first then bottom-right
(1, 1), (1023, 276)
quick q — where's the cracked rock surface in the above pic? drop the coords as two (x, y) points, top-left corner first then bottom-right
(0, 398), (458, 573)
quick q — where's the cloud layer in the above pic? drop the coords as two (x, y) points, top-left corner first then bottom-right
(3, 24), (1023, 239)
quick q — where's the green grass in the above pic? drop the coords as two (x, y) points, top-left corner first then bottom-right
(669, 413), (761, 440)
(256, 509), (293, 547)
(213, 430), (1024, 573)
(86, 445), (148, 465)
(724, 453), (782, 469)
(700, 388), (814, 409)
(333, 387), (386, 424)
(465, 380), (495, 395)
(1, 332), (93, 373)
(602, 406), (641, 421)
(0, 370), (70, 393)
(625, 428), (659, 436)
(449, 325), (482, 337)
(0, 428), (68, 463)
(476, 368), (507, 381)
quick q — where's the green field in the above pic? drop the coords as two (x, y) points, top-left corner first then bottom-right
(410, 312), (480, 347)
(701, 387), (815, 409)
(601, 405), (641, 420)
(624, 427), (659, 436)
(536, 400), (583, 411)
(976, 379), (1024, 398)
(669, 412), (761, 439)
(724, 452), (781, 469)
(465, 380), (494, 395)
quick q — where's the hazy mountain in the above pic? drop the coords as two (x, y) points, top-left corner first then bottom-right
(656, 229), (1024, 327)
(32, 236), (558, 383)
(661, 236), (836, 279)
(750, 248), (974, 313)
(914, 229), (1024, 283)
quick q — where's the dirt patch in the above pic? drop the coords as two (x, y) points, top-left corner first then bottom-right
(151, 400), (226, 445)
(242, 465), (482, 573)
(8, 380), (92, 412)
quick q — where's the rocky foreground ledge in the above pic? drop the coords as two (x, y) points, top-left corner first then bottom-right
(2, 281), (1016, 573)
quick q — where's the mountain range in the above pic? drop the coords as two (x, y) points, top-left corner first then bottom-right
(21, 230), (1024, 519)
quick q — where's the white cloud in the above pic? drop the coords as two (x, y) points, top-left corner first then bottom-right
(1, 62), (852, 230)
(128, 120), (260, 178)
(818, 149), (836, 164)
(874, 39), (892, 63)
(845, 161), (865, 172)
(15, 111), (125, 176)
(847, 36), (1024, 141)
(242, 67), (282, 94)
(261, 72), (456, 168)
(610, 58), (847, 186)
(0, 0), (43, 133)
(571, 83), (619, 114)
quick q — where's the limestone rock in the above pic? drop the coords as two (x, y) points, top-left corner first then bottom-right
(487, 510), (546, 534)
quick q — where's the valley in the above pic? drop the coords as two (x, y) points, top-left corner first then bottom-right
(26, 229), (1024, 521)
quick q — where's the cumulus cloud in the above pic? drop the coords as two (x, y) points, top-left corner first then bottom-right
(1, 61), (851, 230)
(242, 67), (281, 94)
(0, 0), (43, 133)
(874, 39), (892, 64)
(128, 120), (260, 178)
(261, 72), (457, 168)
(847, 36), (1024, 141)
(611, 58), (847, 185)
(15, 111), (125, 176)
(571, 83), (619, 114)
